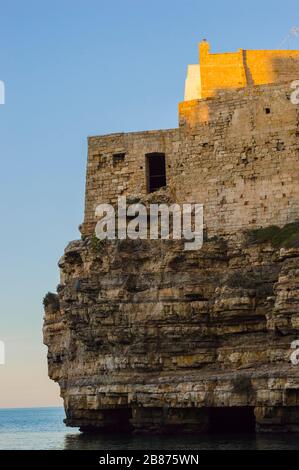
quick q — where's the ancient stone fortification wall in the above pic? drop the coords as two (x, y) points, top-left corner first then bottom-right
(177, 83), (299, 235)
(185, 40), (299, 100)
(82, 129), (179, 235)
(82, 82), (299, 237)
(198, 40), (246, 98)
(245, 49), (299, 87)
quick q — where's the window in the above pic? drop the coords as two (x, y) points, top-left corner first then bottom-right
(146, 153), (166, 193)
(113, 153), (126, 165)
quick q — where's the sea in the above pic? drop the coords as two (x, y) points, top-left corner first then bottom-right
(0, 407), (299, 450)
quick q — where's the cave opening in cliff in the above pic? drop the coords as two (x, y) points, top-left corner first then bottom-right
(102, 408), (133, 432)
(208, 407), (255, 434)
(146, 152), (166, 193)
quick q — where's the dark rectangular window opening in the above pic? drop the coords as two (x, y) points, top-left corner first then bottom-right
(113, 153), (126, 165)
(146, 152), (166, 193)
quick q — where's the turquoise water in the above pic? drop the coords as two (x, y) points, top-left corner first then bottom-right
(1, 407), (299, 450)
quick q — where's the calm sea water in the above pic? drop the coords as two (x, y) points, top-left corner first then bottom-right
(0, 407), (299, 450)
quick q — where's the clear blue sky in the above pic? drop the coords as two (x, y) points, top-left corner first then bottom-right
(0, 0), (298, 408)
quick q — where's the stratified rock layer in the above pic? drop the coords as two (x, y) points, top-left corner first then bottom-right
(43, 231), (299, 433)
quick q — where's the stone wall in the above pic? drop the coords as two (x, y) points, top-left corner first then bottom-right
(82, 82), (299, 238)
(82, 129), (179, 235)
(184, 40), (299, 100)
(198, 40), (246, 98)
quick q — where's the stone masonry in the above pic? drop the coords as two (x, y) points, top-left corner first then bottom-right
(82, 82), (299, 238)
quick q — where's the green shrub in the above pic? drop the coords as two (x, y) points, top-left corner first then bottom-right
(248, 222), (299, 248)
(43, 292), (59, 310)
(91, 234), (107, 252)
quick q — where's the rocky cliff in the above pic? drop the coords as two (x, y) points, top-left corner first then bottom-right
(43, 220), (299, 433)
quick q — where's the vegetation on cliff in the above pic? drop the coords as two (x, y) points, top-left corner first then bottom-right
(248, 222), (299, 248)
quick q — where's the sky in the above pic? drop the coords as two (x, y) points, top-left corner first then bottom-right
(0, 0), (299, 408)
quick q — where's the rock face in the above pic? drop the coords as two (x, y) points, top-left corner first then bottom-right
(43, 224), (299, 433)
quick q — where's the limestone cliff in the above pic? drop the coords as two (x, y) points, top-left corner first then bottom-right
(43, 221), (299, 433)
